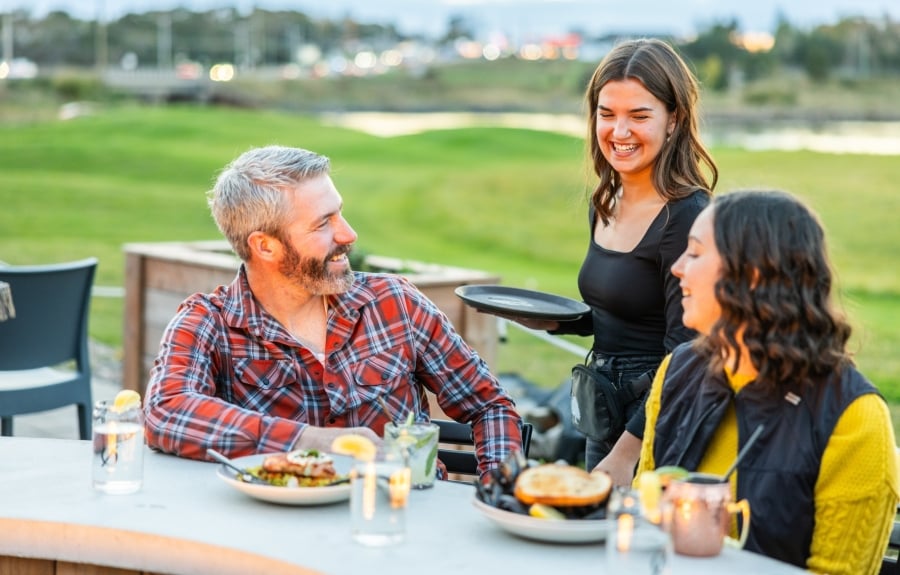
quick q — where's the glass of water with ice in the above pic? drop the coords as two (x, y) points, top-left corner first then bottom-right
(92, 393), (144, 495)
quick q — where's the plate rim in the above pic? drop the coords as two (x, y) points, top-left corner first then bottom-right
(215, 452), (353, 506)
(471, 497), (609, 543)
(454, 285), (590, 321)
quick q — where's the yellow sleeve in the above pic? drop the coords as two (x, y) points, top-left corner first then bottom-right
(634, 353), (672, 483)
(807, 394), (899, 575)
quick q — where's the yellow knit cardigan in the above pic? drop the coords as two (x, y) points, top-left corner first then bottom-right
(636, 354), (900, 575)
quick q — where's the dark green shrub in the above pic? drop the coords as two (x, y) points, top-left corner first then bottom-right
(51, 75), (105, 101)
(743, 88), (798, 106)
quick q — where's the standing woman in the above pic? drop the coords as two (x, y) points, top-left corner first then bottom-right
(638, 190), (898, 574)
(503, 38), (717, 481)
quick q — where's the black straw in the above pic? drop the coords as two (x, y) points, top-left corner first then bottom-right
(722, 423), (765, 482)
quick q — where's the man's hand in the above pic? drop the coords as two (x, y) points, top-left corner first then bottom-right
(295, 426), (382, 453)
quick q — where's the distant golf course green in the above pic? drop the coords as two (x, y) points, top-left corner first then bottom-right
(1, 105), (897, 415)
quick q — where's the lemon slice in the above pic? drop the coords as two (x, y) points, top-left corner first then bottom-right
(107, 390), (141, 460)
(655, 465), (690, 487)
(528, 503), (566, 520)
(113, 390), (142, 413)
(392, 429), (418, 450)
(331, 434), (377, 462)
(637, 470), (662, 524)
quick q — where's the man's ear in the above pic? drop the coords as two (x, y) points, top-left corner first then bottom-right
(247, 231), (281, 263)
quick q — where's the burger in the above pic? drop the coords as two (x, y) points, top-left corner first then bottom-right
(248, 449), (342, 487)
(511, 463), (613, 519)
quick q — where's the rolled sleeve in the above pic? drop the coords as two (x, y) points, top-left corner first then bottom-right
(144, 297), (304, 460)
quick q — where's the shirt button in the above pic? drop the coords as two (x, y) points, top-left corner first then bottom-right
(328, 418), (336, 424)
(327, 383), (336, 389)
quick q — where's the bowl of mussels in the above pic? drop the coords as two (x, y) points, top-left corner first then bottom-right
(473, 451), (613, 543)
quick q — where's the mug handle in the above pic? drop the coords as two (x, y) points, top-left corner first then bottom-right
(724, 498), (751, 549)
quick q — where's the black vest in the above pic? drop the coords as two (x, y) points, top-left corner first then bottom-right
(653, 343), (880, 568)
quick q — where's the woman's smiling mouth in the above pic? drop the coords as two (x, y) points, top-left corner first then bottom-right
(612, 142), (638, 153)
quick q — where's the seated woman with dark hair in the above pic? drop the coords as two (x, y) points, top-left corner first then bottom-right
(635, 190), (899, 574)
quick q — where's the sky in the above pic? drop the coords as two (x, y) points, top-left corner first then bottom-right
(6, 0), (899, 39)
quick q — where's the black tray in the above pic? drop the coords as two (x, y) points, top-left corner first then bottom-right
(454, 285), (590, 321)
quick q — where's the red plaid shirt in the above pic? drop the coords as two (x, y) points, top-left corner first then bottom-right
(145, 267), (522, 477)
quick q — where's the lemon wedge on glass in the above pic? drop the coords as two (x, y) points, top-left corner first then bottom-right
(113, 389), (142, 413)
(331, 434), (377, 462)
(106, 390), (142, 461)
(637, 470), (662, 524)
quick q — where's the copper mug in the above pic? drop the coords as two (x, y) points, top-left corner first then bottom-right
(663, 473), (750, 557)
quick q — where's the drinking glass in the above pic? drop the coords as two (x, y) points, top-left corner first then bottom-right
(91, 399), (144, 494)
(350, 458), (410, 546)
(606, 487), (670, 575)
(663, 472), (751, 557)
(383, 422), (439, 489)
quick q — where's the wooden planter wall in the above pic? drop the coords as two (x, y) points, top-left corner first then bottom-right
(122, 241), (501, 401)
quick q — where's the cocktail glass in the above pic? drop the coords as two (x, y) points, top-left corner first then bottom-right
(384, 422), (439, 489)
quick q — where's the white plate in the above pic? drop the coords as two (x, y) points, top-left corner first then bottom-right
(216, 452), (353, 506)
(472, 498), (610, 544)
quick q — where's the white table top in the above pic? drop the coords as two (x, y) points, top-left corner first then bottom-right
(0, 437), (806, 575)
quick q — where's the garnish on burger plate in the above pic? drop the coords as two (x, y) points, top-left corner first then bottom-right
(241, 449), (346, 488)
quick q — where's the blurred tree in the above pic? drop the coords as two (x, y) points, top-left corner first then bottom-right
(872, 17), (900, 70)
(680, 19), (744, 91)
(796, 27), (843, 82)
(772, 13), (800, 64)
(15, 11), (93, 66)
(697, 54), (725, 91)
(742, 49), (777, 82)
(5, 6), (898, 83)
(109, 12), (163, 67)
(440, 14), (475, 45)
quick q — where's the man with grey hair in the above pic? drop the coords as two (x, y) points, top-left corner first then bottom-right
(144, 145), (523, 479)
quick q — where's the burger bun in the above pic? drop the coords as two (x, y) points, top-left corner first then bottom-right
(514, 464), (612, 507)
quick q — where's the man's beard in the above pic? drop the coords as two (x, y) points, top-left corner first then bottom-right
(279, 241), (354, 295)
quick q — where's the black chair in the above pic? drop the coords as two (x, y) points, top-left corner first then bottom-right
(435, 419), (533, 476)
(0, 258), (98, 439)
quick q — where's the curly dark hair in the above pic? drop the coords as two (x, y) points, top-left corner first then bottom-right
(584, 38), (718, 225)
(699, 190), (852, 390)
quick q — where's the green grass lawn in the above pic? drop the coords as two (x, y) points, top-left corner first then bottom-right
(2, 104), (898, 428)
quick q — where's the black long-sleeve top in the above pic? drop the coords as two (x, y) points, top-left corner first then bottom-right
(558, 189), (708, 356)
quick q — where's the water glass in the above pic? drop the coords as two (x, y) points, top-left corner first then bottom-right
(383, 422), (439, 489)
(606, 488), (670, 575)
(91, 399), (144, 494)
(350, 459), (410, 546)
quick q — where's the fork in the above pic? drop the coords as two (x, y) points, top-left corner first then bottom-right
(207, 448), (270, 486)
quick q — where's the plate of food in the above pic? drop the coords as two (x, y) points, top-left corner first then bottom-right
(215, 449), (354, 505)
(473, 460), (612, 544)
(472, 498), (611, 544)
(454, 285), (590, 321)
